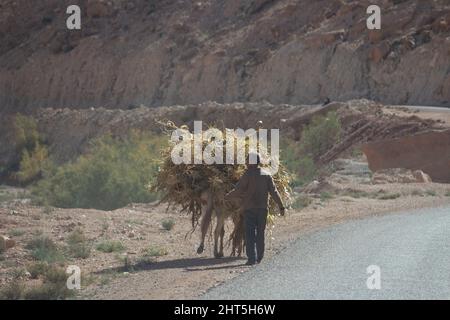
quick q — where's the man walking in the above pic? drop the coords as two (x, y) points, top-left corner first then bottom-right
(225, 153), (285, 266)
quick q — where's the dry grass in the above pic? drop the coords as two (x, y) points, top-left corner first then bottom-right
(151, 122), (292, 255)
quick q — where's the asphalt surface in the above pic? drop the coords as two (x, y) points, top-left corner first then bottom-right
(390, 105), (450, 112)
(202, 206), (450, 299)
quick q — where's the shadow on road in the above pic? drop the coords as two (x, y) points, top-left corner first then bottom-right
(95, 256), (247, 275)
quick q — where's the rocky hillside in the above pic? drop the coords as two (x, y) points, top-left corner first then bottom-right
(1, 0), (450, 113)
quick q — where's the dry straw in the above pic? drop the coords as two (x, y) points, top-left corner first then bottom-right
(151, 121), (292, 255)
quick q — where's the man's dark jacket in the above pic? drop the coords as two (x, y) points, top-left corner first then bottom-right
(226, 166), (284, 211)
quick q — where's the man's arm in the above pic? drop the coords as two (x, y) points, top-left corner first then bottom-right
(268, 175), (285, 214)
(225, 172), (249, 200)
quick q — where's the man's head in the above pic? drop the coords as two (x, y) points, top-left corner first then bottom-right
(247, 152), (261, 169)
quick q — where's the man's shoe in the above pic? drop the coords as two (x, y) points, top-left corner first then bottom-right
(256, 259), (262, 264)
(245, 260), (256, 266)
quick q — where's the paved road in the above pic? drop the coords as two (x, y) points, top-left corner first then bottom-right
(202, 206), (450, 299)
(389, 105), (450, 112)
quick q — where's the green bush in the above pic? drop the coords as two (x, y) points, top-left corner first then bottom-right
(296, 155), (317, 186)
(1, 264), (74, 300)
(24, 265), (73, 300)
(378, 193), (401, 200)
(291, 194), (312, 210)
(281, 139), (316, 187)
(320, 191), (333, 201)
(0, 280), (25, 300)
(26, 236), (64, 263)
(280, 112), (341, 187)
(142, 246), (168, 257)
(32, 130), (166, 210)
(16, 143), (50, 184)
(161, 218), (175, 231)
(66, 229), (91, 259)
(299, 111), (341, 160)
(13, 114), (50, 184)
(9, 229), (26, 237)
(14, 114), (41, 151)
(96, 241), (125, 253)
(27, 262), (50, 279)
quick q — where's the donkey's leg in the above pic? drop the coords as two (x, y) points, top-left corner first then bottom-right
(197, 192), (213, 254)
(219, 225), (225, 257)
(214, 212), (225, 258)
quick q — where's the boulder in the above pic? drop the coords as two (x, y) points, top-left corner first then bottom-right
(413, 170), (432, 183)
(362, 129), (450, 183)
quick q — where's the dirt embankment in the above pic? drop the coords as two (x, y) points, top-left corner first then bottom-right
(1, 0), (450, 112)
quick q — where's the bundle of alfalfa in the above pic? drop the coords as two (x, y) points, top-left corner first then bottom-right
(151, 121), (291, 255)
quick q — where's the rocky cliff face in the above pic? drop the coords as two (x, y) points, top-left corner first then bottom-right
(1, 0), (450, 112)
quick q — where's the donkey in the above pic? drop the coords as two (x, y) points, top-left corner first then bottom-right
(196, 189), (243, 258)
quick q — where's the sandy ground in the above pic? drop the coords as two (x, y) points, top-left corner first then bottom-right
(1, 172), (450, 299)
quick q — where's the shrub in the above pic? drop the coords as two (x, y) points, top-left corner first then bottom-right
(14, 114), (41, 152)
(280, 112), (340, 187)
(342, 189), (372, 199)
(378, 193), (401, 200)
(16, 143), (50, 184)
(161, 218), (175, 231)
(27, 262), (50, 279)
(0, 280), (25, 300)
(32, 130), (166, 210)
(425, 190), (437, 197)
(320, 191), (333, 201)
(24, 284), (69, 300)
(26, 236), (63, 263)
(13, 114), (50, 184)
(299, 111), (341, 160)
(11, 268), (27, 279)
(291, 194), (312, 210)
(9, 229), (25, 237)
(296, 155), (317, 186)
(66, 229), (91, 259)
(24, 265), (73, 300)
(96, 241), (125, 253)
(142, 246), (168, 257)
(43, 265), (69, 284)
(281, 139), (316, 187)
